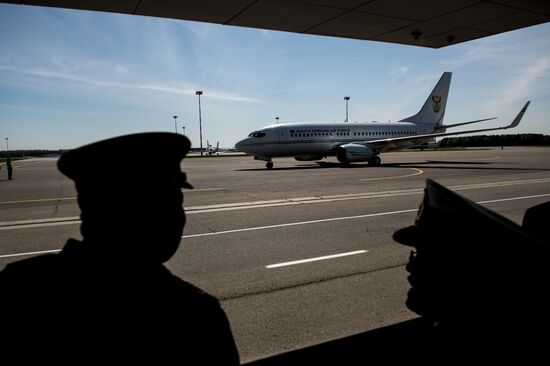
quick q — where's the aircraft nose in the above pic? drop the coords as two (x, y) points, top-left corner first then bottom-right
(235, 138), (249, 152)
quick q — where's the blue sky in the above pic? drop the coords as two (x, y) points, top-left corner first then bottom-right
(1, 4), (549, 150)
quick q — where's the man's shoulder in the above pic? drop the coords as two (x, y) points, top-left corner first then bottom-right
(160, 268), (219, 303)
(1, 240), (82, 279)
(1, 254), (60, 276)
(0, 254), (63, 293)
(149, 269), (225, 317)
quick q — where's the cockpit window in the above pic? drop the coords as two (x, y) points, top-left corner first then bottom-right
(248, 131), (266, 138)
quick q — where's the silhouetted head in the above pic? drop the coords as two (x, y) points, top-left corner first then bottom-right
(522, 201), (550, 244)
(58, 132), (193, 263)
(393, 179), (550, 327)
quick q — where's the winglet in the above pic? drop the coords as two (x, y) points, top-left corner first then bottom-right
(505, 101), (530, 129)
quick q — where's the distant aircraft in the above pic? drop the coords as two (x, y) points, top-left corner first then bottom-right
(235, 72), (530, 169)
(206, 140), (220, 155)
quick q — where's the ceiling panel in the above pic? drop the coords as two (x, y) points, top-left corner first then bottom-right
(227, 0), (346, 33)
(492, 0), (550, 16)
(2, 0), (549, 48)
(471, 11), (550, 33)
(372, 20), (483, 47)
(356, 0), (481, 22)
(310, 11), (414, 40)
(294, 1), (369, 10)
(434, 2), (518, 28)
(135, 0), (254, 24)
(8, 0), (139, 14)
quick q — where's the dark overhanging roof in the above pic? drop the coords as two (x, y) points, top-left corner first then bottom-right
(2, 1), (550, 48)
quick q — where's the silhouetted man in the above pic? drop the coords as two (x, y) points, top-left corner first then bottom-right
(393, 179), (550, 358)
(6, 156), (12, 180)
(0, 133), (240, 364)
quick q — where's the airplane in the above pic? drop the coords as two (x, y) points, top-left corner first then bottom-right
(206, 140), (220, 155)
(235, 72), (530, 169)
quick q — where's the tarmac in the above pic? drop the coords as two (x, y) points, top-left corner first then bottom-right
(1, 146), (550, 362)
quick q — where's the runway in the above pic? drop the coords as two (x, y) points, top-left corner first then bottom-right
(1, 147), (550, 361)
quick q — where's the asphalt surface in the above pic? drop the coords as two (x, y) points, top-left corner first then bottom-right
(1, 147), (550, 362)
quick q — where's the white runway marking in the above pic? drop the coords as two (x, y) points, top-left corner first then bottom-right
(2, 193), (550, 259)
(182, 209), (418, 239)
(359, 168), (423, 181)
(0, 188), (224, 205)
(2, 183), (550, 231)
(183, 192), (550, 239)
(0, 217), (80, 231)
(185, 177), (550, 214)
(185, 188), (225, 193)
(266, 250), (368, 269)
(0, 249), (61, 258)
(0, 197), (76, 205)
(478, 194), (550, 204)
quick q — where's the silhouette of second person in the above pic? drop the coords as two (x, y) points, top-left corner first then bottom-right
(0, 133), (240, 364)
(393, 179), (550, 357)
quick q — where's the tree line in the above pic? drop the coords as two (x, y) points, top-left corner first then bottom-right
(439, 134), (550, 147)
(0, 149), (67, 158)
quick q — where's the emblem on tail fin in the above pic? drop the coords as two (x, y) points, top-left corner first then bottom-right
(432, 95), (442, 113)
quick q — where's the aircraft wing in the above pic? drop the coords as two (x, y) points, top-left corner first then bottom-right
(354, 101), (530, 152)
(438, 117), (497, 129)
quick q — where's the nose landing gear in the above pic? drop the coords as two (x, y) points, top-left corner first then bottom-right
(254, 156), (274, 169)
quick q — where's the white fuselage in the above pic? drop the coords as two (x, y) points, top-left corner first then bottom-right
(235, 122), (434, 159)
(234, 72), (529, 169)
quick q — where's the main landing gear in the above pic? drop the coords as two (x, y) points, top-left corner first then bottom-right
(368, 155), (381, 166)
(266, 161), (273, 170)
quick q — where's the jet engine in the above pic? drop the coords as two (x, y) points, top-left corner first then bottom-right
(295, 155), (324, 161)
(336, 143), (374, 163)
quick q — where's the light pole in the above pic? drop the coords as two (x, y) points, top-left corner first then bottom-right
(276, 116), (279, 124)
(344, 96), (350, 122)
(173, 115), (178, 134)
(182, 126), (186, 135)
(196, 91), (204, 156)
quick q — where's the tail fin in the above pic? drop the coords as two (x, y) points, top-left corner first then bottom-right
(399, 72), (452, 126)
